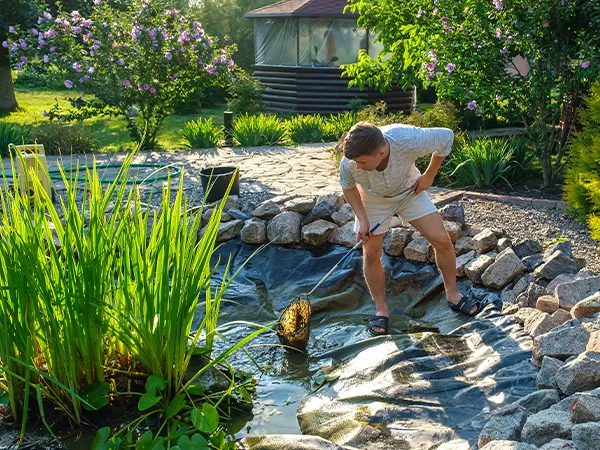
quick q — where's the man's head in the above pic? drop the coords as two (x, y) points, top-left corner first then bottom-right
(337, 122), (388, 171)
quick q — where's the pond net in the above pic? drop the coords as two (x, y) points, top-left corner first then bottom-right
(277, 297), (311, 351)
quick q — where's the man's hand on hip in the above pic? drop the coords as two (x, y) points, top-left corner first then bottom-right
(411, 173), (435, 195)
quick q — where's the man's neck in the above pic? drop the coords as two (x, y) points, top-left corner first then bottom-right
(376, 140), (390, 172)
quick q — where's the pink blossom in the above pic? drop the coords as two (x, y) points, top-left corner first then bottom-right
(429, 49), (436, 57)
(43, 55), (49, 63)
(73, 62), (82, 72)
(228, 60), (235, 67)
(107, 34), (114, 40)
(73, 26), (82, 34)
(543, 21), (549, 27)
(50, 46), (56, 53)
(89, 66), (95, 73)
(150, 87), (157, 94)
(446, 63), (455, 73)
(193, 21), (201, 29)
(496, 28), (502, 38)
(38, 16), (43, 24)
(81, 19), (92, 27)
(205, 64), (216, 74)
(493, 0), (503, 11)
(32, 28), (39, 36)
(118, 58), (125, 65)
(65, 80), (74, 89)
(495, 93), (501, 101)
(433, 8), (438, 15)
(9, 26), (16, 33)
(15, 62), (23, 70)
(207, 38), (213, 45)
(79, 77), (86, 83)
(1, 41), (8, 48)
(416, 9), (425, 18)
(500, 48), (508, 54)
(582, 60), (591, 69)
(170, 10), (178, 17)
(20, 56), (27, 63)
(122, 79), (131, 87)
(43, 12), (52, 20)
(20, 41), (27, 49)
(441, 16), (448, 24)
(467, 100), (477, 110)
(165, 52), (172, 60)
(143, 84), (149, 90)
(38, 39), (46, 46)
(94, 0), (101, 4)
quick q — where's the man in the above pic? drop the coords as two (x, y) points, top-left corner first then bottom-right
(337, 122), (482, 336)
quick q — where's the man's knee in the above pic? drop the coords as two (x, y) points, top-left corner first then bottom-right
(363, 240), (383, 262)
(429, 233), (453, 252)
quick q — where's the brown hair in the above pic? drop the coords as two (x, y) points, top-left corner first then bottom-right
(335, 122), (386, 160)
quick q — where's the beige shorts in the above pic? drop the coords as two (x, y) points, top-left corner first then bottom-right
(353, 189), (438, 236)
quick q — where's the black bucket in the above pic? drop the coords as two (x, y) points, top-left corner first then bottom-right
(200, 166), (240, 203)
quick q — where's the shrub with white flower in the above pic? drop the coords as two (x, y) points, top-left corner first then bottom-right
(344, 0), (600, 187)
(4, 0), (235, 150)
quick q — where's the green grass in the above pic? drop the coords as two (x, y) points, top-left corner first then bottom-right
(0, 88), (227, 153)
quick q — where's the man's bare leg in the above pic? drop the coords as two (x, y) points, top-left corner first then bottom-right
(410, 212), (477, 314)
(363, 234), (388, 333)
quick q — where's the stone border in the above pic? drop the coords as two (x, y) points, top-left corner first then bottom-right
(431, 190), (569, 211)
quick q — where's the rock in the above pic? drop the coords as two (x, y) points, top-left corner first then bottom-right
(552, 309), (573, 326)
(455, 236), (476, 256)
(525, 312), (560, 339)
(534, 251), (579, 281)
(209, 195), (240, 211)
(516, 389), (561, 413)
(514, 275), (531, 296)
(498, 237), (512, 252)
(306, 194), (344, 222)
(301, 220), (337, 247)
(533, 324), (590, 362)
(570, 392), (600, 423)
(537, 296), (560, 314)
(203, 207), (232, 223)
(502, 288), (518, 305)
(572, 422), (600, 450)
(269, 194), (298, 205)
(514, 239), (543, 259)
(571, 292), (600, 320)
(482, 248), (525, 289)
(539, 439), (575, 450)
(465, 254), (496, 283)
(240, 218), (267, 245)
(556, 277), (600, 311)
(521, 409), (573, 447)
(330, 203), (354, 226)
(479, 441), (537, 450)
(547, 274), (576, 296)
(383, 228), (412, 257)
(586, 330), (600, 353)
(519, 283), (547, 308)
(523, 254), (544, 272)
(439, 203), (465, 224)
(227, 208), (250, 221)
(403, 237), (433, 263)
(537, 357), (565, 390)
(478, 404), (530, 448)
(327, 222), (355, 248)
(456, 250), (476, 277)
(464, 225), (483, 237)
(283, 196), (317, 215)
(443, 220), (463, 242)
(253, 200), (282, 219)
(214, 219), (244, 242)
(474, 229), (498, 254)
(515, 308), (542, 326)
(266, 212), (303, 245)
(556, 351), (600, 396)
(544, 240), (574, 260)
(389, 216), (404, 228)
(503, 303), (519, 315)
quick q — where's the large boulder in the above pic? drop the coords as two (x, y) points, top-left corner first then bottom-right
(330, 203), (355, 226)
(403, 237), (433, 263)
(537, 357), (565, 390)
(586, 330), (600, 353)
(556, 351), (600, 396)
(533, 324), (590, 362)
(240, 435), (348, 450)
(482, 248), (525, 289)
(383, 228), (412, 257)
(439, 203), (465, 224)
(301, 220), (338, 247)
(515, 308), (542, 326)
(327, 222), (355, 248)
(570, 392), (600, 423)
(203, 207), (232, 223)
(521, 409), (573, 447)
(552, 309), (573, 327)
(443, 220), (463, 242)
(465, 254), (496, 283)
(572, 422), (600, 450)
(209, 195), (240, 211)
(478, 404), (530, 448)
(556, 277), (600, 311)
(455, 236), (476, 255)
(284, 196), (317, 215)
(514, 239), (543, 259)
(474, 229), (498, 254)
(534, 251), (578, 281)
(241, 218), (267, 245)
(266, 212), (303, 245)
(253, 200), (282, 219)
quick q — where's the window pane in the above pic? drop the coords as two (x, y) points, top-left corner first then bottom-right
(255, 18), (297, 66)
(299, 18), (365, 67)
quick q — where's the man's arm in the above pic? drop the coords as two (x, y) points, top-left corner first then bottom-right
(412, 154), (446, 195)
(342, 187), (372, 242)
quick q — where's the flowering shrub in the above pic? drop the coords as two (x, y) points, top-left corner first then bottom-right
(345, 0), (600, 187)
(4, 0), (235, 150)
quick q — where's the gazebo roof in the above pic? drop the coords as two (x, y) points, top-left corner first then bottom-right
(245, 0), (358, 19)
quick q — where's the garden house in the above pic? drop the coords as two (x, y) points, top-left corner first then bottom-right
(244, 0), (415, 114)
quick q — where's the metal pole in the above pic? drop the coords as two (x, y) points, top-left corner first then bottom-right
(224, 111), (233, 146)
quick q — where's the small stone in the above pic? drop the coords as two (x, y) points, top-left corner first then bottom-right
(383, 228), (412, 257)
(514, 275), (531, 296)
(498, 237), (512, 252)
(586, 330), (600, 353)
(439, 203), (465, 224)
(266, 211), (303, 245)
(443, 220), (462, 242)
(556, 351), (600, 396)
(515, 307), (541, 326)
(253, 200), (281, 219)
(571, 292), (600, 320)
(516, 389), (561, 413)
(227, 208), (250, 221)
(482, 248), (525, 289)
(525, 311), (560, 339)
(572, 422), (600, 450)
(547, 274), (576, 296)
(521, 409), (573, 447)
(552, 309), (573, 326)
(523, 254), (544, 272)
(465, 253), (495, 283)
(301, 220), (338, 247)
(502, 288), (518, 305)
(284, 196), (317, 215)
(456, 250), (476, 277)
(479, 441), (537, 450)
(240, 218), (266, 245)
(537, 296), (560, 314)
(209, 195), (240, 211)
(330, 203), (354, 226)
(306, 194), (344, 221)
(474, 228), (498, 254)
(455, 236), (476, 256)
(327, 222), (355, 248)
(544, 240), (573, 260)
(514, 239), (543, 259)
(570, 392), (600, 423)
(203, 207), (232, 223)
(503, 303), (520, 315)
(478, 404), (530, 448)
(539, 439), (575, 450)
(464, 225), (483, 237)
(215, 219), (244, 242)
(533, 324), (590, 362)
(556, 276), (600, 311)
(389, 216), (404, 228)
(534, 251), (579, 281)
(519, 283), (547, 308)
(537, 357), (565, 390)
(403, 237), (433, 263)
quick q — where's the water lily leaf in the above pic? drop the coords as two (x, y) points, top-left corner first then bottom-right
(138, 391), (161, 411)
(177, 434), (208, 450)
(136, 431), (153, 450)
(81, 381), (110, 411)
(166, 394), (186, 419)
(185, 385), (205, 396)
(191, 402), (219, 434)
(209, 430), (226, 448)
(145, 375), (166, 393)
(150, 445), (166, 450)
(91, 427), (111, 450)
(0, 393), (10, 406)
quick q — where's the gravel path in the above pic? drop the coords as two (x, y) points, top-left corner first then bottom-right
(460, 197), (600, 274)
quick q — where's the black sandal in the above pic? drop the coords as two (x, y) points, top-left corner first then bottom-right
(447, 292), (483, 317)
(367, 315), (389, 336)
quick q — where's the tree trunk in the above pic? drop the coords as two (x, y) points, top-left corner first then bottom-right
(0, 45), (18, 114)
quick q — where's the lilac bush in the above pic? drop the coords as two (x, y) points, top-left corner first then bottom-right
(345, 0), (600, 186)
(5, 0), (235, 149)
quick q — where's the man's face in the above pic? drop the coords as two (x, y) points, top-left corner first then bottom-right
(351, 145), (386, 171)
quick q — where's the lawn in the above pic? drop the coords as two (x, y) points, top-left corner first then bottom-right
(1, 88), (227, 153)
